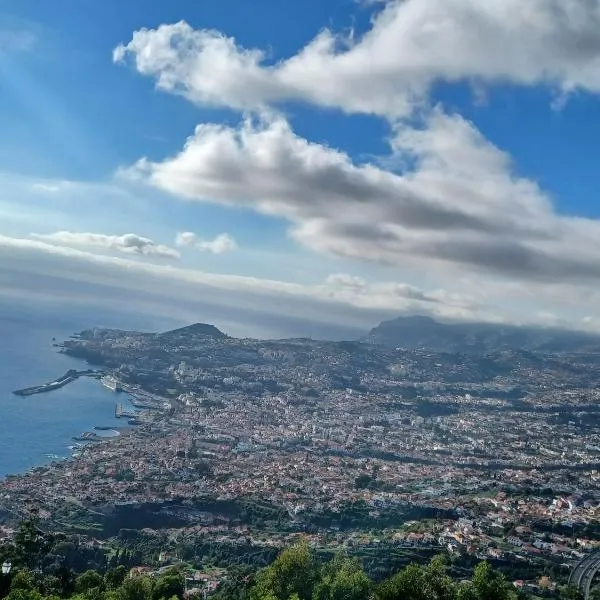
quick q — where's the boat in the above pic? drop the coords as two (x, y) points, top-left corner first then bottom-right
(101, 375), (121, 392)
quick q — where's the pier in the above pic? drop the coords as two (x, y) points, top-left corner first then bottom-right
(12, 369), (102, 397)
(72, 432), (103, 443)
(115, 403), (138, 419)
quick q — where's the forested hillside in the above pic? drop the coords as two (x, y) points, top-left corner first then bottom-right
(0, 521), (593, 600)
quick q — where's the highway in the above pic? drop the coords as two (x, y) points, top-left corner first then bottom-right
(569, 550), (600, 600)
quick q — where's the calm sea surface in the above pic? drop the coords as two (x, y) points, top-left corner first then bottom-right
(0, 306), (169, 478)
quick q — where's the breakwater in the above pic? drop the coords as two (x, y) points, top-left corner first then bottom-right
(13, 369), (102, 396)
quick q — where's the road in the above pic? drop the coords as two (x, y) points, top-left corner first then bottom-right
(569, 550), (600, 600)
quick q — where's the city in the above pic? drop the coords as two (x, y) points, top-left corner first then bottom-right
(1, 320), (599, 596)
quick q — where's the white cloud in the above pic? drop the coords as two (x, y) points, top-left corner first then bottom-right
(175, 231), (237, 253)
(197, 233), (237, 254)
(115, 1), (600, 117)
(31, 231), (180, 260)
(126, 111), (600, 287)
(113, 0), (600, 295)
(175, 231), (197, 247)
(8, 0), (600, 336)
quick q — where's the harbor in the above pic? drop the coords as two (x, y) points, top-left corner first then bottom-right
(0, 318), (168, 478)
(100, 374), (167, 411)
(13, 368), (160, 419)
(7, 365), (168, 471)
(9, 366), (144, 464)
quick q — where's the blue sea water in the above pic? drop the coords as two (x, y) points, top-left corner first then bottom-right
(0, 303), (179, 478)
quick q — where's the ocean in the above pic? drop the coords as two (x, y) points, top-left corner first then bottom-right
(0, 303), (179, 478)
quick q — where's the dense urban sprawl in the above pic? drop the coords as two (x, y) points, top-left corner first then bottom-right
(2, 321), (600, 594)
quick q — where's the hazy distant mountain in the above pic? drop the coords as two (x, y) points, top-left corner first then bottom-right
(157, 322), (228, 340)
(366, 315), (600, 354)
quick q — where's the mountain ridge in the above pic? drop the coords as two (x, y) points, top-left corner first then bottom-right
(366, 315), (600, 354)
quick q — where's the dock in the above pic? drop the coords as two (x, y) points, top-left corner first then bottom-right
(13, 369), (102, 397)
(115, 403), (138, 419)
(72, 432), (103, 443)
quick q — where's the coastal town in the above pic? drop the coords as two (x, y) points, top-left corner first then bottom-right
(1, 321), (600, 593)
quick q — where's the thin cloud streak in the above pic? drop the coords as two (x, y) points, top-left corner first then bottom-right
(31, 231), (181, 260)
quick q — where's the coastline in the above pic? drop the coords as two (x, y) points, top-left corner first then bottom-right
(0, 304), (180, 481)
(0, 346), (136, 480)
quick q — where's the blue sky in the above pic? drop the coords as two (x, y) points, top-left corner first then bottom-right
(1, 0), (371, 178)
(5, 0), (600, 207)
(3, 0), (600, 337)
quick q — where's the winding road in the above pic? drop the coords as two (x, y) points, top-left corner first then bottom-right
(569, 551), (600, 600)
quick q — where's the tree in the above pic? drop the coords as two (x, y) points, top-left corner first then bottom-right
(75, 570), (105, 595)
(105, 566), (128, 590)
(589, 586), (600, 600)
(104, 591), (126, 600)
(456, 585), (478, 600)
(426, 555), (456, 600)
(458, 562), (517, 600)
(121, 575), (153, 600)
(559, 586), (584, 600)
(312, 554), (372, 600)
(375, 556), (455, 600)
(55, 565), (75, 598)
(194, 461), (214, 478)
(13, 520), (50, 571)
(152, 571), (184, 600)
(9, 572), (35, 593)
(39, 575), (62, 598)
(5, 590), (43, 600)
(354, 475), (372, 490)
(251, 543), (317, 600)
(376, 563), (431, 600)
(211, 565), (253, 600)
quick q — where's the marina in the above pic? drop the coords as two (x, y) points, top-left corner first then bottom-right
(115, 403), (139, 419)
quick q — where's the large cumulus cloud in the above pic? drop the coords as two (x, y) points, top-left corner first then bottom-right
(124, 111), (600, 284)
(115, 0), (600, 116)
